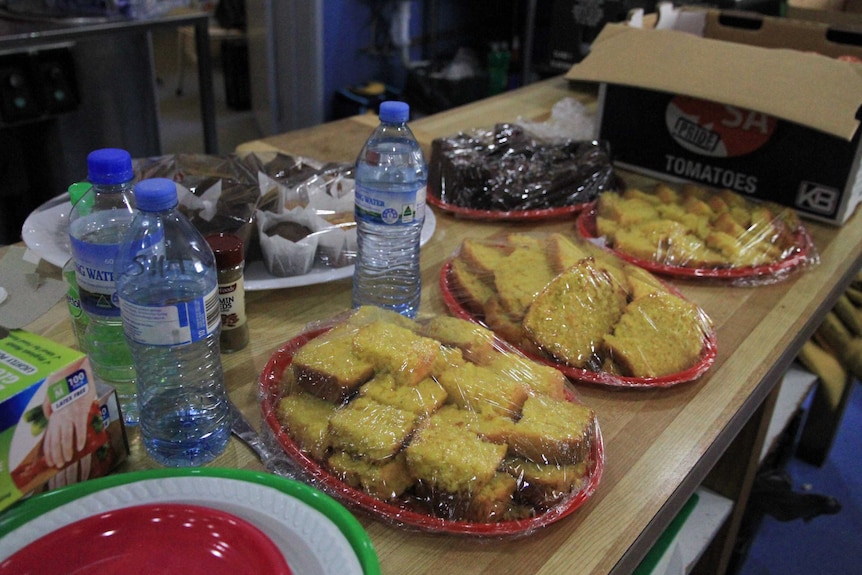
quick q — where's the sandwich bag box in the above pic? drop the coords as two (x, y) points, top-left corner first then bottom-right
(564, 6), (862, 225)
(0, 329), (129, 513)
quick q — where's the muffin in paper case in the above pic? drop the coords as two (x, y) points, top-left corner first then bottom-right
(440, 231), (718, 388)
(303, 169), (357, 267)
(256, 208), (333, 277)
(257, 307), (604, 536)
(250, 153), (357, 268)
(578, 183), (819, 285)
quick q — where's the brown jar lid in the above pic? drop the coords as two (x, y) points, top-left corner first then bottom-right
(206, 233), (244, 268)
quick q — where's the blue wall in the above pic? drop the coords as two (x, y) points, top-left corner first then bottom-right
(320, 1), (536, 120)
(322, 0), (428, 119)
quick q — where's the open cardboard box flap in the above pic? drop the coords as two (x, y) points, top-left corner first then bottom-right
(565, 7), (862, 141)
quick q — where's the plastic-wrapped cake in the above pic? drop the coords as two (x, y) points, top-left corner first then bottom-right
(428, 122), (614, 216)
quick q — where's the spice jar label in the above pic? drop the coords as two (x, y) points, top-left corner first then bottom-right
(218, 277), (247, 331)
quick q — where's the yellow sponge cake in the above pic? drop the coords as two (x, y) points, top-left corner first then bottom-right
(405, 420), (507, 495)
(352, 321), (441, 385)
(328, 451), (414, 501)
(275, 392), (338, 460)
(328, 397), (417, 462)
(272, 308), (601, 524)
(523, 258), (627, 368)
(359, 373), (448, 417)
(508, 395), (595, 466)
(291, 329), (375, 402)
(603, 293), (707, 378)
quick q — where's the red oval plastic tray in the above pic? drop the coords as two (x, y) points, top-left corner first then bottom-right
(259, 328), (605, 536)
(439, 261), (718, 389)
(427, 192), (590, 221)
(576, 203), (815, 280)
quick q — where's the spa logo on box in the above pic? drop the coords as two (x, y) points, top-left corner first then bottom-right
(666, 96), (776, 158)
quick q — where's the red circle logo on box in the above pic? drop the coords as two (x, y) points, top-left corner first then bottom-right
(665, 95), (776, 158)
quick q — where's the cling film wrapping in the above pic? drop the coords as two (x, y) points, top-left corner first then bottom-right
(441, 231), (718, 387)
(258, 307), (603, 536)
(134, 152), (358, 276)
(427, 122), (615, 215)
(579, 183), (819, 285)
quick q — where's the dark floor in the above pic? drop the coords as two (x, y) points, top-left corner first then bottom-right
(735, 381), (862, 575)
(152, 27), (262, 155)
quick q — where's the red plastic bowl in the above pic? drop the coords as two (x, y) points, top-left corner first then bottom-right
(1, 503), (291, 575)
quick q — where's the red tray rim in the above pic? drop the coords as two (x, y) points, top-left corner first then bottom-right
(259, 327), (605, 536)
(427, 188), (591, 221)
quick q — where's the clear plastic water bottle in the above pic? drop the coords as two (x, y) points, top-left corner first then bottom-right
(68, 149), (138, 425)
(114, 178), (230, 467)
(353, 100), (427, 318)
(64, 182), (93, 350)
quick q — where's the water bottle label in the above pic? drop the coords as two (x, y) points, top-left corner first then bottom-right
(355, 184), (426, 225)
(70, 237), (121, 318)
(119, 286), (221, 346)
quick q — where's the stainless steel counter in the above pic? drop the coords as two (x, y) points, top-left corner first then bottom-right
(0, 10), (217, 153)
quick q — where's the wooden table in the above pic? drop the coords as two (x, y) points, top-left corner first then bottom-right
(7, 76), (862, 575)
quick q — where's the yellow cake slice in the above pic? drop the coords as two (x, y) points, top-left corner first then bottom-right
(275, 392), (338, 460)
(507, 395), (595, 466)
(603, 292), (708, 377)
(328, 451), (414, 500)
(523, 257), (627, 368)
(352, 321), (441, 385)
(327, 397), (417, 462)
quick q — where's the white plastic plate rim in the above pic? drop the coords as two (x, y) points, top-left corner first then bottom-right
(0, 475), (363, 575)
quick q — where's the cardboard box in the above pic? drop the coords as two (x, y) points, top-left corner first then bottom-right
(0, 329), (128, 512)
(787, 0), (862, 28)
(565, 5), (862, 225)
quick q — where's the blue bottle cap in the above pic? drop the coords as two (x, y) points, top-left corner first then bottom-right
(134, 178), (178, 212)
(87, 148), (134, 185)
(379, 101), (409, 123)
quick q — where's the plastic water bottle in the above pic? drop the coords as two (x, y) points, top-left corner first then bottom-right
(64, 182), (93, 350)
(353, 100), (427, 318)
(115, 178), (230, 467)
(68, 149), (138, 425)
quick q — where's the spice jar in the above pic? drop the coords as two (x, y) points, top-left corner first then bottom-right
(206, 233), (249, 353)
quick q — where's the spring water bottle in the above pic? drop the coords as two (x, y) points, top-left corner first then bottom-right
(115, 178), (230, 467)
(64, 182), (93, 351)
(353, 101), (427, 318)
(68, 148), (138, 425)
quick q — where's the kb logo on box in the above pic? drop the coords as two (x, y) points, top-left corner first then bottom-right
(796, 182), (839, 216)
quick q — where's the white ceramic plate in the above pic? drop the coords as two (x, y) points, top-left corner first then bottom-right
(20, 194), (436, 291)
(0, 469), (379, 575)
